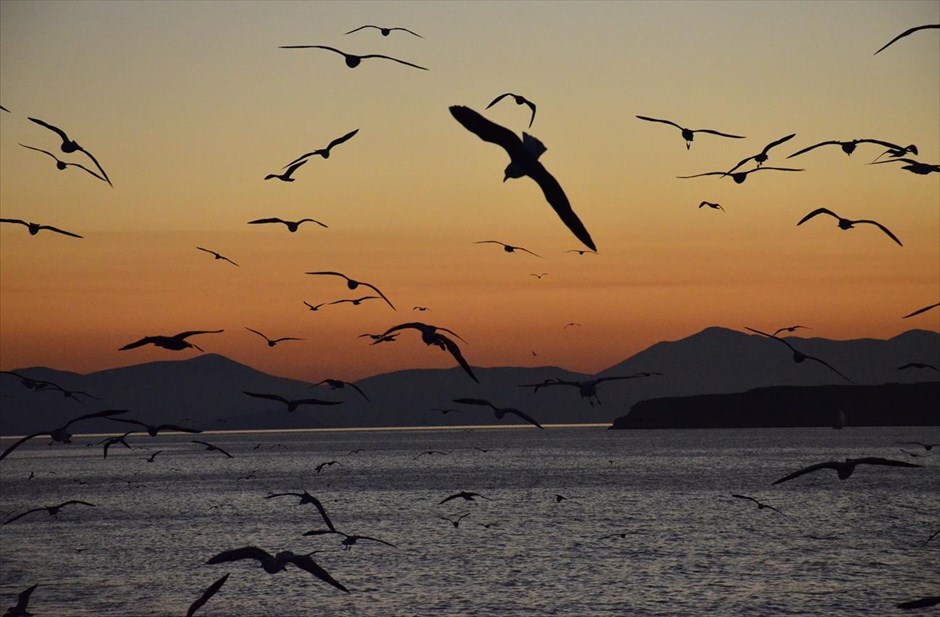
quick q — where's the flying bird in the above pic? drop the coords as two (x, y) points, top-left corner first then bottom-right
(27, 116), (111, 185)
(413, 306), (430, 311)
(772, 457), (922, 484)
(796, 208), (902, 246)
(119, 330), (223, 352)
(243, 391), (341, 412)
(452, 397), (544, 428)
(565, 249), (596, 255)
(3, 500), (95, 525)
(245, 327), (304, 347)
(0, 408), (128, 461)
(196, 246), (238, 266)
(315, 460), (340, 473)
(474, 240), (541, 257)
(302, 529), (397, 551)
(345, 24), (423, 37)
(306, 271), (395, 309)
(871, 157), (939, 175)
(898, 362), (938, 372)
(0, 218), (83, 238)
(520, 374), (660, 406)
(143, 450), (162, 463)
(449, 105), (596, 251)
(280, 45), (428, 70)
(313, 379), (369, 401)
(185, 573), (229, 617)
(3, 584), (37, 617)
(328, 296), (382, 307)
(382, 322), (477, 382)
(895, 441), (940, 450)
(874, 24), (940, 54)
(264, 159), (307, 182)
(106, 418), (202, 436)
(440, 513), (471, 528)
(787, 138), (908, 158)
(902, 302), (940, 318)
(192, 440), (234, 458)
(248, 217), (327, 232)
(731, 494), (785, 515)
(677, 167), (803, 184)
(724, 133), (797, 174)
(206, 546), (348, 592)
(97, 432), (133, 458)
(414, 450), (449, 460)
(265, 491), (335, 531)
(486, 92), (537, 128)
(772, 325), (810, 336)
(635, 115), (744, 149)
(438, 491), (492, 505)
(283, 129), (359, 167)
(699, 201), (724, 212)
(746, 327), (853, 382)
(304, 301), (328, 312)
(359, 332), (399, 344)
(530, 273), (548, 279)
(19, 143), (109, 183)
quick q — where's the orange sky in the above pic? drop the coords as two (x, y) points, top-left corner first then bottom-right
(1, 1), (938, 382)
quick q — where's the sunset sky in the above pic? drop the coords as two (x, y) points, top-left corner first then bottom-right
(1, 0), (937, 383)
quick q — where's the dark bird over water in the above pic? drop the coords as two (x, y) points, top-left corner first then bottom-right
(486, 92), (537, 128)
(898, 362), (938, 372)
(438, 491), (492, 505)
(895, 441), (940, 450)
(414, 450), (449, 460)
(106, 418), (202, 436)
(192, 440), (233, 458)
(264, 158), (307, 182)
(315, 460), (340, 473)
(746, 327), (853, 383)
(196, 246), (238, 266)
(303, 529), (398, 551)
(772, 457), (922, 484)
(520, 374), (660, 407)
(773, 325), (809, 336)
(635, 115), (744, 149)
(0, 408), (128, 461)
(265, 491), (335, 531)
(902, 302), (940, 319)
(245, 327), (304, 347)
(382, 322), (477, 382)
(27, 116), (111, 186)
(284, 129), (359, 167)
(475, 240), (542, 257)
(453, 397), (544, 428)
(3, 500), (95, 525)
(440, 513), (471, 528)
(724, 133), (797, 175)
(449, 105), (596, 251)
(787, 138), (908, 158)
(243, 391), (341, 412)
(0, 218), (83, 238)
(280, 44), (429, 70)
(206, 546), (348, 592)
(677, 167), (803, 184)
(896, 596), (940, 610)
(19, 143), (109, 183)
(874, 24), (940, 54)
(119, 330), (223, 352)
(731, 494), (785, 515)
(98, 432), (132, 458)
(307, 271), (395, 309)
(3, 584), (37, 617)
(699, 201), (724, 212)
(186, 573), (229, 617)
(345, 24), (423, 37)
(313, 379), (369, 401)
(248, 217), (327, 232)
(796, 208), (902, 246)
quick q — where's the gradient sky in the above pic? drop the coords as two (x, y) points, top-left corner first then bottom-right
(1, 0), (938, 383)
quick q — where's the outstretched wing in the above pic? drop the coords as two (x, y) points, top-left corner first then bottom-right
(327, 128), (359, 150)
(505, 407), (544, 429)
(206, 546), (271, 565)
(362, 53), (429, 70)
(485, 92), (514, 109)
(28, 116), (70, 142)
(694, 128), (745, 139)
(186, 573), (229, 617)
(635, 115), (683, 130)
(2, 507), (45, 525)
(875, 24), (940, 54)
(64, 408), (130, 429)
(771, 461), (838, 485)
(856, 219), (903, 246)
(787, 141), (840, 158)
(243, 391), (288, 404)
(39, 225), (83, 238)
(450, 105), (522, 155)
(797, 208), (838, 226)
(438, 335), (479, 382)
(287, 554), (350, 592)
(359, 281), (396, 310)
(0, 433), (45, 461)
(852, 457), (922, 469)
(248, 217), (286, 225)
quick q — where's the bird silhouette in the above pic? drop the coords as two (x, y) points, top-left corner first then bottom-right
(874, 24), (939, 54)
(196, 247), (238, 266)
(565, 249), (596, 255)
(871, 158), (939, 175)
(699, 201), (724, 212)
(263, 159), (307, 182)
(303, 529), (398, 551)
(452, 397), (543, 428)
(313, 379), (369, 401)
(185, 573), (229, 617)
(282, 129), (360, 167)
(440, 513), (471, 528)
(265, 491), (335, 531)
(119, 330), (223, 352)
(438, 491), (492, 505)
(895, 441), (940, 451)
(248, 217), (327, 232)
(772, 457), (921, 484)
(897, 362), (938, 372)
(306, 271), (395, 309)
(870, 144), (919, 163)
(414, 450), (449, 460)
(413, 306), (431, 311)
(731, 494), (785, 515)
(3, 584), (37, 617)
(206, 546), (348, 592)
(677, 166), (803, 184)
(635, 115), (744, 149)
(450, 105), (596, 251)
(0, 218), (83, 238)
(143, 450), (162, 463)
(772, 325), (809, 336)
(520, 374), (660, 406)
(746, 327), (853, 383)
(896, 596), (940, 610)
(530, 273), (548, 279)
(787, 138), (907, 158)
(97, 432), (133, 458)
(381, 322), (477, 382)
(243, 391), (341, 412)
(902, 302), (940, 319)
(245, 327), (304, 347)
(474, 240), (541, 257)
(106, 418), (202, 436)
(796, 208), (902, 246)
(359, 332), (399, 344)
(315, 460), (340, 473)
(724, 133), (797, 174)
(280, 45), (428, 70)
(328, 296), (382, 307)
(3, 500), (95, 525)
(19, 143), (109, 183)
(0, 409), (128, 461)
(192, 440), (234, 458)
(27, 117), (111, 185)
(345, 24), (423, 37)
(486, 92), (537, 128)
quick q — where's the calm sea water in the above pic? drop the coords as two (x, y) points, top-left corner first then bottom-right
(0, 425), (938, 616)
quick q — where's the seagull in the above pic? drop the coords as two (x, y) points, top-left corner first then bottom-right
(874, 24), (940, 54)
(283, 129), (360, 167)
(787, 138), (908, 158)
(248, 217), (327, 232)
(796, 208), (902, 246)
(474, 240), (542, 257)
(452, 397), (544, 428)
(243, 391), (341, 412)
(677, 166), (803, 184)
(449, 105), (596, 251)
(27, 117), (111, 185)
(870, 144), (919, 163)
(359, 331), (399, 344)
(564, 322), (581, 328)
(328, 296), (382, 307)
(724, 133), (797, 174)
(635, 115), (744, 149)
(3, 500), (95, 525)
(280, 45), (428, 70)
(871, 157), (939, 175)
(895, 441), (940, 450)
(432, 408), (462, 415)
(245, 327), (304, 347)
(306, 271), (395, 309)
(0, 409), (129, 461)
(206, 546), (348, 592)
(304, 301), (328, 312)
(414, 450), (449, 460)
(772, 325), (809, 336)
(302, 529), (398, 551)
(143, 450), (162, 463)
(196, 246), (238, 266)
(185, 573), (229, 617)
(19, 143), (109, 183)
(746, 327), (853, 383)
(3, 584), (37, 617)
(699, 201), (724, 212)
(486, 93), (537, 128)
(519, 374), (660, 406)
(316, 460), (340, 473)
(0, 370), (55, 391)
(265, 491), (335, 531)
(313, 379), (369, 401)
(192, 440), (233, 458)
(97, 432), (133, 459)
(531, 273), (548, 279)
(440, 513), (471, 528)
(106, 418), (202, 436)
(119, 330), (223, 352)
(381, 322), (477, 382)
(345, 24), (422, 37)
(903, 302), (940, 318)
(731, 494), (785, 515)
(438, 491), (492, 505)
(264, 159), (307, 182)
(898, 362), (938, 372)
(413, 306), (430, 311)
(565, 249), (596, 255)
(772, 457), (922, 484)
(0, 218), (83, 238)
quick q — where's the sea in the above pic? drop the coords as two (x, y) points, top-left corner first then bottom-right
(0, 425), (938, 616)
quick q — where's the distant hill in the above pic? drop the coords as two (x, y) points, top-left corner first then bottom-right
(1, 327), (937, 435)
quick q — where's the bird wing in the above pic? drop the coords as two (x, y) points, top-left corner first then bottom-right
(243, 391), (288, 403)
(74, 146), (111, 186)
(66, 161), (109, 182)
(28, 116), (70, 141)
(60, 500), (96, 508)
(327, 128), (359, 150)
(635, 115), (683, 130)
(64, 408), (130, 429)
(358, 282), (395, 310)
(175, 329), (223, 339)
(280, 44), (344, 55)
(676, 172), (725, 179)
(851, 457), (923, 469)
(505, 408), (544, 429)
(694, 128), (745, 139)
(855, 220), (903, 246)
(453, 398), (495, 409)
(306, 271), (348, 281)
(343, 25), (375, 35)
(206, 546), (271, 565)
(772, 461), (839, 484)
(724, 156), (755, 176)
(0, 218), (30, 227)
(796, 208), (839, 226)
(306, 495), (336, 532)
(874, 24), (940, 54)
(595, 375), (645, 385)
(522, 156), (596, 251)
(248, 217), (285, 225)
(0, 433), (44, 460)
(293, 398), (343, 406)
(902, 302), (940, 318)
(348, 383), (369, 400)
(186, 573), (229, 617)
(2, 507), (45, 525)
(485, 93), (514, 109)
(855, 138), (907, 150)
(361, 54), (429, 70)
(272, 337), (305, 343)
(245, 327), (271, 341)
(287, 554), (350, 592)
(351, 534), (398, 548)
(394, 27), (423, 37)
(450, 105), (523, 156)
(155, 424), (202, 434)
(19, 142), (59, 161)
(762, 133), (798, 154)
(119, 336), (158, 350)
(13, 584), (39, 611)
(804, 354), (854, 383)
(787, 141), (840, 158)
(437, 335), (479, 382)
(38, 224), (83, 238)
(731, 494), (759, 504)
(517, 246), (542, 257)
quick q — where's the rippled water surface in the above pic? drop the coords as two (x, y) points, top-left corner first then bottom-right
(1, 425), (938, 616)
